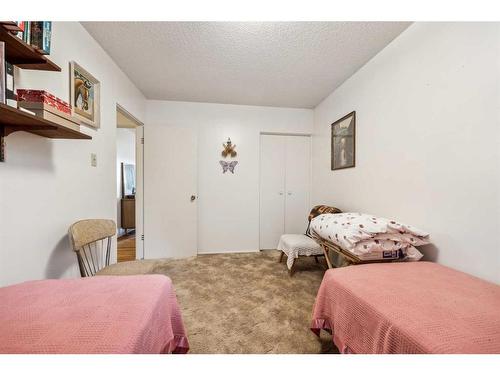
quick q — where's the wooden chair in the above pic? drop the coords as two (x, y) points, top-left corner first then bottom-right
(68, 219), (116, 277)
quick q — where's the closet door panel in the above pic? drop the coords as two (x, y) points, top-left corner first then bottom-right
(285, 136), (311, 234)
(259, 135), (286, 249)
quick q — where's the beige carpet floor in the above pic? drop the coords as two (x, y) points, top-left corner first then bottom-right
(101, 250), (337, 354)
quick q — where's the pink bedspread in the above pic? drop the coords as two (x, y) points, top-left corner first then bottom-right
(311, 262), (500, 353)
(0, 275), (189, 354)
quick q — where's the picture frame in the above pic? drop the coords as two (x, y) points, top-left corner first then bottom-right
(123, 163), (136, 197)
(70, 61), (100, 129)
(331, 111), (356, 170)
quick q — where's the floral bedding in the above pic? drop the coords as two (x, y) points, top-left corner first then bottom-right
(310, 213), (430, 261)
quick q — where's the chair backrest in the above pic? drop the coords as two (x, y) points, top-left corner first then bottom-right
(68, 219), (116, 277)
(305, 205), (342, 236)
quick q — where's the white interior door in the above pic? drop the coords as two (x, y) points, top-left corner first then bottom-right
(259, 134), (286, 249)
(144, 125), (198, 259)
(284, 136), (311, 234)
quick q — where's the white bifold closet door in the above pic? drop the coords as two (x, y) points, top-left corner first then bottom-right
(284, 136), (312, 234)
(259, 134), (311, 250)
(259, 135), (287, 250)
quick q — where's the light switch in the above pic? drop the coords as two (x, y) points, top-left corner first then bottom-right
(91, 153), (97, 167)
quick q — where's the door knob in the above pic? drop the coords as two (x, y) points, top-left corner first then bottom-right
(190, 195), (196, 201)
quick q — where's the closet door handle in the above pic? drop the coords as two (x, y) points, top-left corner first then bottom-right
(287, 191), (292, 195)
(279, 191), (284, 195)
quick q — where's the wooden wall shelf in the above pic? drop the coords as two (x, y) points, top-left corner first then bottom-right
(0, 27), (61, 71)
(0, 103), (91, 139)
(0, 103), (91, 161)
(0, 22), (84, 162)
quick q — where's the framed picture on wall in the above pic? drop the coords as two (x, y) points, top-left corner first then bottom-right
(331, 111), (356, 170)
(70, 61), (100, 129)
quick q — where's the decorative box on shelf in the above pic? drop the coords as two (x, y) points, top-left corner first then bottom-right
(17, 89), (80, 132)
(17, 89), (71, 114)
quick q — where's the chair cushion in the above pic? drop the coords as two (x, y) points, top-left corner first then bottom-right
(277, 234), (323, 269)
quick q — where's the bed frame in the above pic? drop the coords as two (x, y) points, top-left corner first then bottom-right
(317, 238), (401, 269)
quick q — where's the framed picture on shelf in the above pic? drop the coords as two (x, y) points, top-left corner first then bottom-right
(331, 111), (356, 170)
(70, 61), (100, 129)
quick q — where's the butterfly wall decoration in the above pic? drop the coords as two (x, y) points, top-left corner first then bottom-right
(222, 138), (237, 158)
(220, 160), (238, 174)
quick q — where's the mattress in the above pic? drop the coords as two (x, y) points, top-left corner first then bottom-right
(0, 275), (189, 354)
(311, 262), (500, 353)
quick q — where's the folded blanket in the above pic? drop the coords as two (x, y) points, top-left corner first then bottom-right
(310, 213), (430, 261)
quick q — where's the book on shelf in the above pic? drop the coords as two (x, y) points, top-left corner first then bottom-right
(0, 41), (5, 104)
(6, 98), (17, 107)
(23, 21), (31, 44)
(27, 109), (80, 132)
(30, 21), (52, 55)
(17, 107), (35, 116)
(15, 21), (25, 39)
(5, 61), (16, 107)
(18, 101), (80, 132)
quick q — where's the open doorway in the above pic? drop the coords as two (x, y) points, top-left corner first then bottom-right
(116, 104), (144, 262)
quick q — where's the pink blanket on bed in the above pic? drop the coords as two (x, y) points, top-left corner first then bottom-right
(311, 262), (500, 353)
(0, 275), (189, 354)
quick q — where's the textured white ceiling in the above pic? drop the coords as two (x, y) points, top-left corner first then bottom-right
(83, 22), (410, 108)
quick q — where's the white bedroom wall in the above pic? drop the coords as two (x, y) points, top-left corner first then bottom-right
(145, 100), (313, 256)
(312, 22), (500, 283)
(0, 22), (146, 286)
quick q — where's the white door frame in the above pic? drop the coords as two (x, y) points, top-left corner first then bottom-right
(116, 103), (145, 259)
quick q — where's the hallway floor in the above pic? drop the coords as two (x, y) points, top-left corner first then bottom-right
(117, 233), (136, 262)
